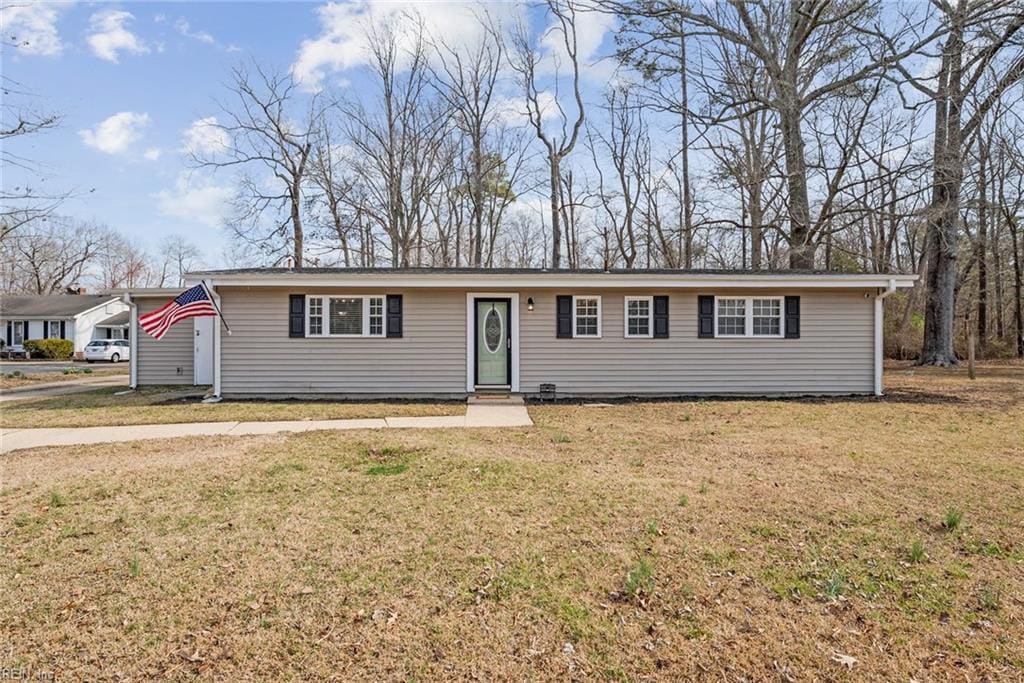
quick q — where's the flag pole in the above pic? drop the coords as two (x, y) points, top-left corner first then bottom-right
(200, 280), (232, 336)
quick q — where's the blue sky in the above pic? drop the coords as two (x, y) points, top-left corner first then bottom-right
(4, 1), (617, 266)
(4, 3), (335, 263)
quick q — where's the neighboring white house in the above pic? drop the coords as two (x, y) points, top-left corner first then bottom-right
(1, 295), (129, 358)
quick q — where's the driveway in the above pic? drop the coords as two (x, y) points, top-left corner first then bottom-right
(0, 360), (127, 375)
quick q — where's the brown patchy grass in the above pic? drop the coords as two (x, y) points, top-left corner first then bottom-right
(1, 363), (1022, 680)
(0, 367), (125, 390)
(1, 385), (463, 428)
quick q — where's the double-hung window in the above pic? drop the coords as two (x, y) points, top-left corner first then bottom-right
(573, 296), (601, 338)
(48, 320), (62, 338)
(624, 296), (652, 338)
(715, 296), (784, 338)
(306, 295), (385, 337)
(12, 321), (24, 346)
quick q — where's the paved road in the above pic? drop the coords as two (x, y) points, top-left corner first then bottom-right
(0, 361), (127, 375)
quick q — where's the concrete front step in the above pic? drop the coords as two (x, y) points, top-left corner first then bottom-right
(467, 394), (523, 405)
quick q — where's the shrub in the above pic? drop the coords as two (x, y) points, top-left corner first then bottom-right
(23, 338), (74, 360)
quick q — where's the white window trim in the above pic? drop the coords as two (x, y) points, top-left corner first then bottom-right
(572, 295), (602, 339)
(623, 295), (654, 339)
(48, 320), (61, 338)
(12, 321), (24, 346)
(305, 294), (386, 338)
(714, 296), (785, 339)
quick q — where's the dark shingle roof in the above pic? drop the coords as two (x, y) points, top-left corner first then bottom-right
(1, 295), (120, 317)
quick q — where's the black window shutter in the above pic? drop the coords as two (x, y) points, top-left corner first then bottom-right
(42, 322), (49, 339)
(106, 327), (112, 339)
(6, 321), (11, 346)
(60, 321), (66, 339)
(697, 296), (714, 338)
(386, 295), (403, 338)
(785, 296), (801, 339)
(288, 295), (305, 338)
(23, 320), (30, 341)
(653, 296), (669, 338)
(556, 295), (573, 338)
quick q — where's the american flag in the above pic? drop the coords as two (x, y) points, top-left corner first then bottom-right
(139, 284), (219, 340)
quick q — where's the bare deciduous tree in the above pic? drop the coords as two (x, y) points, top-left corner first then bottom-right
(195, 64), (319, 267)
(509, 0), (587, 269)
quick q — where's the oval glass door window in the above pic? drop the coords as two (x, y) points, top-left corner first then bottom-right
(484, 308), (503, 353)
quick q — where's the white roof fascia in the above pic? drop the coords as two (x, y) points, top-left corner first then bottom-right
(192, 273), (919, 290)
(70, 296), (125, 320)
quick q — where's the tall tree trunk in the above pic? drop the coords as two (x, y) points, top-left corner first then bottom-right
(1007, 208), (1024, 358)
(291, 184), (304, 267)
(472, 132), (484, 267)
(976, 136), (988, 355)
(749, 181), (763, 270)
(778, 92), (814, 269)
(921, 26), (963, 367)
(550, 154), (562, 269)
(992, 145), (1005, 340)
(678, 20), (693, 269)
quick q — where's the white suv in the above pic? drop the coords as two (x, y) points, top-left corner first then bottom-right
(84, 339), (130, 363)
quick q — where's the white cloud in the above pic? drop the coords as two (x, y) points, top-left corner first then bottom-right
(144, 147), (162, 161)
(0, 2), (65, 56)
(155, 173), (232, 228)
(79, 112), (151, 155)
(493, 92), (559, 126)
(174, 17), (214, 44)
(292, 1), (517, 91)
(538, 6), (616, 81)
(181, 117), (230, 157)
(87, 9), (149, 63)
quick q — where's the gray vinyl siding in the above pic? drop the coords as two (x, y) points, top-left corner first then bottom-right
(208, 285), (875, 397)
(518, 289), (875, 395)
(219, 287), (467, 396)
(136, 298), (194, 385)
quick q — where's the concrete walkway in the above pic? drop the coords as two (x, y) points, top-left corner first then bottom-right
(0, 401), (533, 454)
(0, 375), (128, 403)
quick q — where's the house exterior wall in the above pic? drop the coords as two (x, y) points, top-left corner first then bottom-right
(135, 297), (194, 385)
(74, 300), (128, 354)
(218, 286), (467, 396)
(211, 285), (875, 397)
(2, 318), (73, 351)
(517, 288), (874, 395)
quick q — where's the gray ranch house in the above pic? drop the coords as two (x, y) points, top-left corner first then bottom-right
(124, 268), (917, 399)
(2, 294), (130, 358)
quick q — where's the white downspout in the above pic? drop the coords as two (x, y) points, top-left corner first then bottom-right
(123, 292), (138, 390)
(210, 281), (222, 398)
(874, 279), (897, 396)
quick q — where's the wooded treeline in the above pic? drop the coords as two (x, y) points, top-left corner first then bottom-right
(2, 0), (1023, 361)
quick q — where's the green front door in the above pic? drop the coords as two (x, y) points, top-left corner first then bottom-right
(476, 299), (510, 386)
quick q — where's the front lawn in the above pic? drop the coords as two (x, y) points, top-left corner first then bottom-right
(1, 385), (464, 428)
(0, 367), (125, 390)
(1, 363), (1021, 679)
